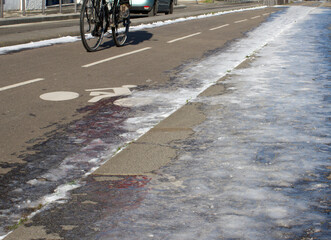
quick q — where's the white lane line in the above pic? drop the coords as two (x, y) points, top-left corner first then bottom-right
(234, 19), (248, 24)
(251, 15), (261, 19)
(263, 13), (270, 16)
(0, 78), (45, 92)
(209, 24), (230, 31)
(167, 32), (202, 44)
(82, 47), (152, 68)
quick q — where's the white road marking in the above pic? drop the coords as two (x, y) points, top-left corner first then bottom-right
(234, 19), (248, 24)
(40, 91), (79, 101)
(82, 47), (152, 68)
(86, 85), (137, 103)
(209, 24), (230, 31)
(251, 15), (261, 19)
(263, 13), (270, 16)
(0, 78), (45, 92)
(85, 85), (137, 92)
(167, 32), (202, 44)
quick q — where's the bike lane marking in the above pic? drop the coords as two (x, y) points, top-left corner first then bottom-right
(209, 24), (230, 31)
(86, 85), (137, 103)
(234, 19), (248, 24)
(82, 47), (152, 68)
(39, 86), (137, 102)
(0, 78), (45, 92)
(40, 91), (79, 101)
(167, 32), (202, 44)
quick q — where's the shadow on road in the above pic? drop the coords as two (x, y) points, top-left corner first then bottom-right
(126, 30), (153, 45)
(98, 30), (153, 50)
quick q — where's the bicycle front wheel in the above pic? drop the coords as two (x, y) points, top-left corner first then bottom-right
(112, 6), (130, 47)
(80, 0), (105, 52)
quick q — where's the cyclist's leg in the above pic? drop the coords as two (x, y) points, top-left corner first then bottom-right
(112, 0), (130, 46)
(119, 0), (130, 19)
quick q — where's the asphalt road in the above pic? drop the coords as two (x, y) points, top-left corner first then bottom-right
(0, 5), (277, 172)
(0, 1), (260, 46)
(0, 2), (278, 172)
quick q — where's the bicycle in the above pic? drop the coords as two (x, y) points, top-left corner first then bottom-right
(80, 0), (131, 52)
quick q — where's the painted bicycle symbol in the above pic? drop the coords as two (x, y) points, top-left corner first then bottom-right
(40, 85), (137, 102)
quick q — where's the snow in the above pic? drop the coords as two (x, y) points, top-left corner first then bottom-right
(0, 36), (79, 55)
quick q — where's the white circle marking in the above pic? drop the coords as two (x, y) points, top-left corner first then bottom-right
(40, 91), (79, 101)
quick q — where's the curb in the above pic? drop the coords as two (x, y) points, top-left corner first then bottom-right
(0, 13), (80, 26)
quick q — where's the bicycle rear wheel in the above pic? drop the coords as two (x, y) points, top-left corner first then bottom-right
(111, 6), (130, 47)
(80, 0), (106, 52)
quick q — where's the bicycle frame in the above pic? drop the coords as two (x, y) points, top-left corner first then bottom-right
(80, 0), (131, 51)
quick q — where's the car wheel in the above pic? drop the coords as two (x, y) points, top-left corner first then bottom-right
(165, 0), (174, 15)
(148, 0), (158, 16)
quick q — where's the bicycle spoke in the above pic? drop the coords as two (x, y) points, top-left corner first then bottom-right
(80, 0), (105, 52)
(80, 0), (130, 51)
(112, 5), (130, 47)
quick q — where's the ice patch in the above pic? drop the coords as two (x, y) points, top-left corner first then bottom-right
(42, 183), (80, 205)
(114, 97), (153, 107)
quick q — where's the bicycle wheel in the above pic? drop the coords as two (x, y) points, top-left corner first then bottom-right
(80, 0), (106, 52)
(111, 5), (130, 47)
